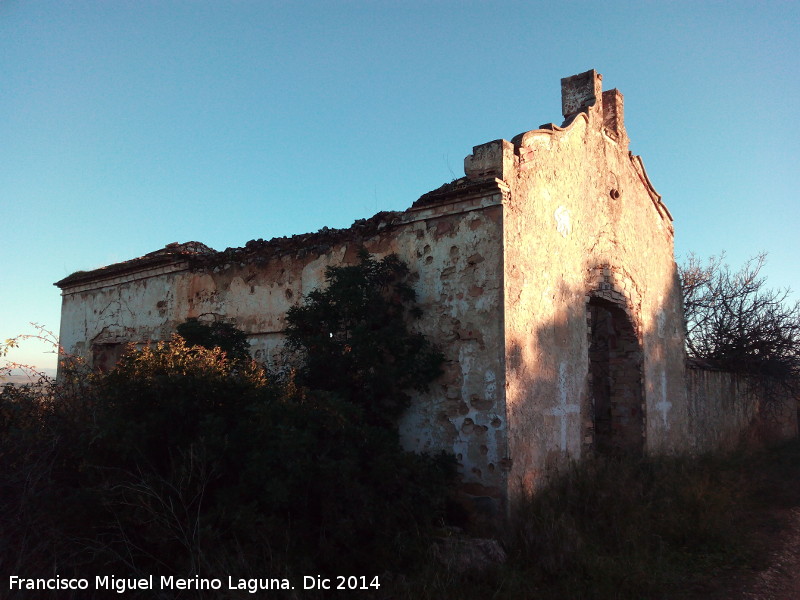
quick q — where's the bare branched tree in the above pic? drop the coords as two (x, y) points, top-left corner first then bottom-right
(1, 322), (61, 383)
(679, 252), (800, 400)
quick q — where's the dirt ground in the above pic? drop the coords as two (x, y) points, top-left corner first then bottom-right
(735, 506), (800, 600)
(684, 442), (800, 600)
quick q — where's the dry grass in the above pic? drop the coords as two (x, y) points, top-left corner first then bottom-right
(389, 440), (800, 600)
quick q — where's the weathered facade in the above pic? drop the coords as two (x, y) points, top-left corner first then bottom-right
(56, 70), (692, 512)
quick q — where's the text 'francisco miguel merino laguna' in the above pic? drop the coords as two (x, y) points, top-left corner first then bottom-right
(9, 574), (382, 593)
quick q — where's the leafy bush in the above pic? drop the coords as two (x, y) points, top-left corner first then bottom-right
(90, 335), (268, 473)
(176, 317), (252, 362)
(285, 249), (444, 425)
(0, 252), (455, 593)
(95, 342), (453, 569)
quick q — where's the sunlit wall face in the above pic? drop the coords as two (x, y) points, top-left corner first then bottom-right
(503, 72), (689, 497)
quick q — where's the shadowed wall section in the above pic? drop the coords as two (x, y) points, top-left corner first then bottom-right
(687, 366), (798, 451)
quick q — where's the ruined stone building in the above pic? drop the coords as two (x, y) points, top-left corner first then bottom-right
(55, 70), (695, 511)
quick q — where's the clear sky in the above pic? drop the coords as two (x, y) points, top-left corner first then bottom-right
(2, 1), (798, 373)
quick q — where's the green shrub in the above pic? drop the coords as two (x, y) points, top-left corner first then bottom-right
(176, 317), (252, 362)
(90, 335), (269, 473)
(74, 333), (455, 577)
(285, 249), (444, 425)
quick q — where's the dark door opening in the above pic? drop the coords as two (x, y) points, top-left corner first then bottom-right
(588, 298), (644, 455)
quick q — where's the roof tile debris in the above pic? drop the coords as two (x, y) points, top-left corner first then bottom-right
(55, 211), (406, 289)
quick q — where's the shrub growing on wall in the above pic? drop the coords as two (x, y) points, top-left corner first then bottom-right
(284, 248), (445, 425)
(176, 317), (252, 362)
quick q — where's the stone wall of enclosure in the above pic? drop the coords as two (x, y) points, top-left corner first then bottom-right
(687, 365), (798, 452)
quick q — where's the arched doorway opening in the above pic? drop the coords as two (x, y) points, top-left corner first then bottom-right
(587, 297), (644, 455)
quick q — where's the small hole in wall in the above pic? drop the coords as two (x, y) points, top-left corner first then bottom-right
(610, 189), (621, 199)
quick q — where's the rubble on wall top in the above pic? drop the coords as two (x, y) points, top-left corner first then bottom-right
(412, 176), (504, 209)
(56, 168), (505, 289)
(415, 177), (471, 204)
(53, 243), (204, 289)
(145, 241), (216, 257)
(54, 210), (407, 289)
(187, 210), (404, 269)
(58, 167), (505, 290)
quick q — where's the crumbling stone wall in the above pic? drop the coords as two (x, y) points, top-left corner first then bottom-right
(57, 190), (510, 507)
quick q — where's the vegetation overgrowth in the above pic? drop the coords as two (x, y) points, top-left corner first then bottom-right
(0, 253), (455, 598)
(2, 251), (799, 598)
(389, 440), (800, 599)
(284, 249), (444, 426)
(6, 377), (791, 600)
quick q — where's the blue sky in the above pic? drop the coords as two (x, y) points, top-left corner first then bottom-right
(2, 1), (798, 372)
